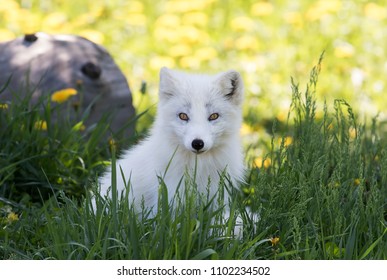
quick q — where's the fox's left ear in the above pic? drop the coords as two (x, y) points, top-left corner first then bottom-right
(216, 70), (244, 106)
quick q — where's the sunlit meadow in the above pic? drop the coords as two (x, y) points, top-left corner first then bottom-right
(1, 0), (386, 259)
(1, 0), (386, 158)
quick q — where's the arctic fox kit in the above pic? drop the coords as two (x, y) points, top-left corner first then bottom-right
(99, 67), (244, 216)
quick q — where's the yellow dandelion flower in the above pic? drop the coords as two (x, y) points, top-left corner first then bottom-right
(43, 12), (68, 30)
(253, 157), (263, 168)
(313, 112), (323, 121)
(91, 6), (105, 17)
(169, 44), (192, 57)
(124, 13), (147, 27)
(251, 2), (274, 16)
(195, 47), (217, 61)
(127, 1), (145, 13)
(235, 35), (259, 51)
(79, 29), (105, 44)
(7, 212), (19, 223)
(154, 26), (179, 43)
(276, 111), (288, 122)
(263, 158), (272, 169)
(19, 12), (40, 34)
(51, 88), (78, 103)
(166, 0), (214, 13)
(179, 56), (200, 69)
(280, 136), (293, 148)
(349, 127), (357, 139)
(149, 56), (175, 71)
(0, 0), (20, 12)
(354, 178), (361, 186)
(334, 42), (355, 58)
(270, 237), (280, 246)
(0, 103), (9, 109)
(182, 12), (208, 27)
(231, 16), (255, 32)
(306, 0), (342, 21)
(156, 14), (181, 27)
(223, 37), (235, 50)
(178, 26), (207, 44)
(34, 120), (47, 131)
(240, 123), (253, 136)
(364, 3), (386, 20)
(166, 0), (194, 13)
(284, 12), (303, 28)
(254, 157), (271, 169)
(0, 29), (16, 42)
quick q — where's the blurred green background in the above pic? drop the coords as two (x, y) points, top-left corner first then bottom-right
(1, 0), (386, 146)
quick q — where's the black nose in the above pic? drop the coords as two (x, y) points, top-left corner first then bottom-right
(191, 139), (204, 151)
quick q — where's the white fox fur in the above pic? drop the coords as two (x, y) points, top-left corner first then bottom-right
(99, 67), (245, 217)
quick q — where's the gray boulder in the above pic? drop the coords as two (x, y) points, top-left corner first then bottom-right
(0, 32), (135, 138)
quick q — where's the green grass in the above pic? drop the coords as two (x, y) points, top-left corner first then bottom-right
(0, 84), (108, 204)
(1, 57), (386, 259)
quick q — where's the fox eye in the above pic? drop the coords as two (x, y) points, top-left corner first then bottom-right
(178, 112), (189, 121)
(208, 113), (219, 121)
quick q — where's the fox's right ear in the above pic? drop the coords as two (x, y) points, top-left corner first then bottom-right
(159, 67), (177, 100)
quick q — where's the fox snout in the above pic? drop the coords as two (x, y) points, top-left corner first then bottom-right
(185, 136), (212, 154)
(191, 138), (205, 153)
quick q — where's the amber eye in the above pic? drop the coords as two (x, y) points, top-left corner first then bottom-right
(178, 112), (189, 121)
(208, 113), (219, 121)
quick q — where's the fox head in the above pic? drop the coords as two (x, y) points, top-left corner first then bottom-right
(155, 67), (244, 155)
